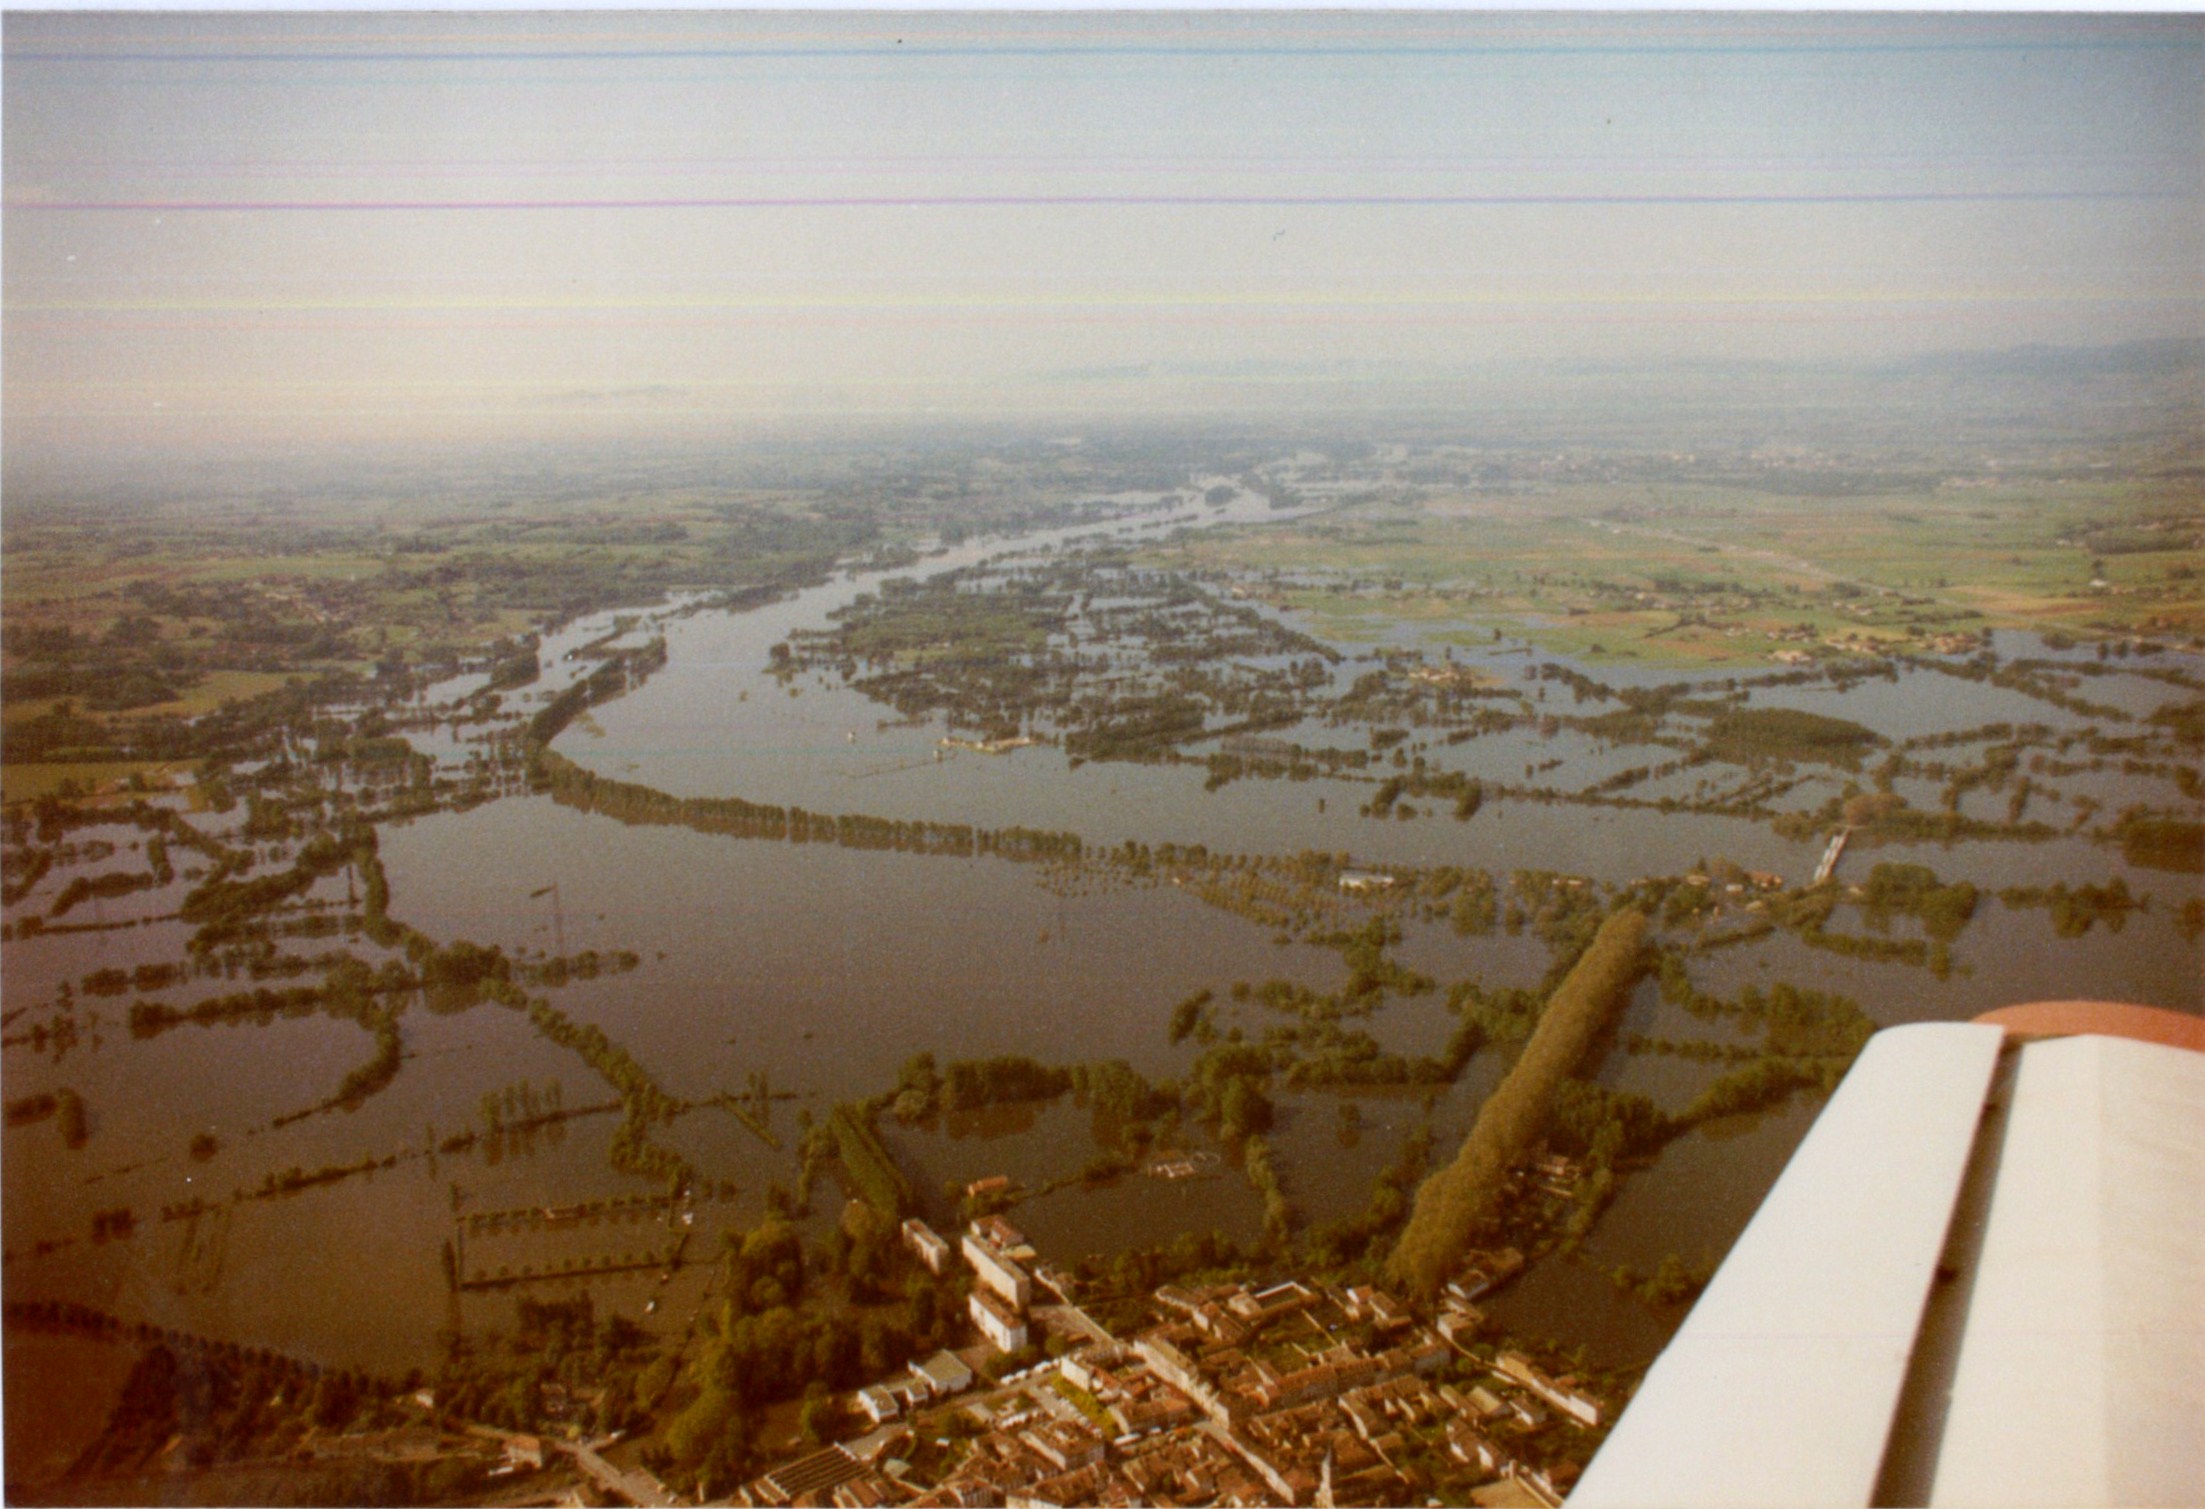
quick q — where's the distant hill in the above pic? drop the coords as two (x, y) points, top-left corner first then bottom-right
(1892, 336), (2205, 382)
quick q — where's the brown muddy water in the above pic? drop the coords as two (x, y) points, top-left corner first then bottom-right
(4, 507), (2198, 1385)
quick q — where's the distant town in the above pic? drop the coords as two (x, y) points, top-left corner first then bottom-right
(731, 1209), (1597, 1509)
(12, 1186), (1613, 1507)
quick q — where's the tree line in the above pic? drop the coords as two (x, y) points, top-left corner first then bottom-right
(1387, 908), (1650, 1296)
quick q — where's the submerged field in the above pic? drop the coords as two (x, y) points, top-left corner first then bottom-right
(3, 435), (2199, 1501)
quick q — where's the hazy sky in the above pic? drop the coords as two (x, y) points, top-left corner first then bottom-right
(5, 10), (2201, 474)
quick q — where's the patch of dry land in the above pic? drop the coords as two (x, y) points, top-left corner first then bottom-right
(1147, 479), (2202, 668)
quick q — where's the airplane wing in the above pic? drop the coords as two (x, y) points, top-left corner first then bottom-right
(1572, 1001), (2205, 1508)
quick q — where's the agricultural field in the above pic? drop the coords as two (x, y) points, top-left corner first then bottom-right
(1151, 478), (2203, 668)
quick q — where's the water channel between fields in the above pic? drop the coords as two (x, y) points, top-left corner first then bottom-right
(3, 489), (2198, 1377)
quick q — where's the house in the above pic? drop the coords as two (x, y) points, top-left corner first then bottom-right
(902, 1218), (952, 1275)
(1109, 1393), (1197, 1437)
(1447, 1418), (1502, 1476)
(1133, 1335), (1230, 1424)
(971, 1215), (1028, 1254)
(1030, 1261), (1078, 1301)
(1247, 1353), (1385, 1413)
(1436, 1309), (1485, 1348)
(1228, 1280), (1317, 1327)
(857, 1386), (902, 1426)
(843, 1425), (912, 1466)
(1153, 1284), (1204, 1317)
(1341, 1393), (1386, 1442)
(1022, 1420), (1105, 1473)
(1496, 1351), (1603, 1428)
(1385, 1338), (1451, 1380)
(831, 1473), (899, 1508)
(1502, 1392), (1550, 1430)
(1191, 1302), (1252, 1347)
(1363, 1289), (1412, 1332)
(1011, 1462), (1112, 1508)
(964, 1175), (1012, 1201)
(908, 1486), (996, 1509)
(1505, 1462), (1567, 1508)
(1337, 870), (1397, 894)
(1456, 1247), (1526, 1300)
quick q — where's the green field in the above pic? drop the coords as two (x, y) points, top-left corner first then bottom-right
(0, 760), (193, 806)
(1148, 481), (2203, 668)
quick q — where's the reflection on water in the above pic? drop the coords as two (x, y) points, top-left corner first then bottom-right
(1488, 1098), (1823, 1368)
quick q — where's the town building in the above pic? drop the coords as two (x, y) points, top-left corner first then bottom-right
(1436, 1307), (1487, 1349)
(1496, 1350), (1605, 1428)
(829, 1472), (900, 1508)
(1337, 870), (1397, 894)
(963, 1232), (1034, 1309)
(901, 1218), (952, 1275)
(1021, 1419), (1106, 1473)
(971, 1214), (1030, 1256)
(1455, 1246), (1526, 1300)
(1152, 1283), (1204, 1317)
(740, 1445), (866, 1506)
(910, 1349), (975, 1399)
(747, 1237), (1595, 1508)
(856, 1375), (930, 1424)
(970, 1288), (1030, 1353)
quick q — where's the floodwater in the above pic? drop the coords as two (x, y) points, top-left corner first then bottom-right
(4, 491), (2198, 1387)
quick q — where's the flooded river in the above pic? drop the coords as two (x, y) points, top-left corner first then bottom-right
(4, 492), (2198, 1377)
